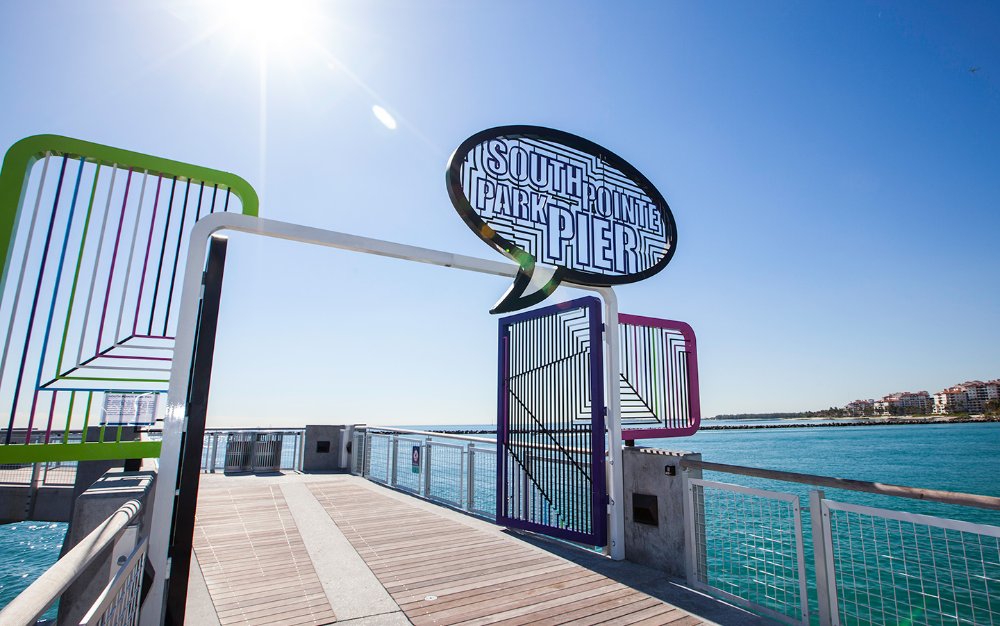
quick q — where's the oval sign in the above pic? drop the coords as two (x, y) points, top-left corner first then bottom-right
(446, 125), (677, 313)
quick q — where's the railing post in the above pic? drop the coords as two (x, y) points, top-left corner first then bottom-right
(682, 468), (698, 586)
(810, 490), (835, 626)
(466, 443), (476, 512)
(209, 433), (218, 473)
(363, 431), (370, 477)
(457, 446), (465, 510)
(391, 435), (399, 486)
(423, 437), (432, 498)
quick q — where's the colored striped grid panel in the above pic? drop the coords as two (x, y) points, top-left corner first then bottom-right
(618, 314), (701, 439)
(0, 135), (257, 446)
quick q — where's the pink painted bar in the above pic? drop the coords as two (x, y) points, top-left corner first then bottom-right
(618, 312), (701, 441)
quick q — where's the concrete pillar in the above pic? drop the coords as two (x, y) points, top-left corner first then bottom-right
(622, 446), (702, 578)
(302, 425), (348, 472)
(57, 469), (155, 626)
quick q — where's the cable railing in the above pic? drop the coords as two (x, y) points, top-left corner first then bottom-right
(680, 460), (1000, 626)
(0, 499), (146, 626)
(352, 427), (498, 519)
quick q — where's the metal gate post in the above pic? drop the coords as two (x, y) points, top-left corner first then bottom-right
(597, 287), (625, 560)
(423, 437), (433, 498)
(810, 490), (834, 626)
(466, 443), (476, 513)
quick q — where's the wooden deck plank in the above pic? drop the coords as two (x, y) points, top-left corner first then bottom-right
(307, 481), (701, 626)
(194, 484), (337, 625)
(489, 590), (653, 626)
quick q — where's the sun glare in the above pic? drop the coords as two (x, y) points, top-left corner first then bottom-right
(206, 0), (322, 54)
(372, 105), (398, 130)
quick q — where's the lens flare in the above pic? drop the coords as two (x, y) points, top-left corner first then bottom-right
(372, 105), (398, 130)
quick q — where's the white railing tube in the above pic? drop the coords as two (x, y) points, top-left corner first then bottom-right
(422, 437), (432, 498)
(391, 435), (399, 486)
(810, 490), (834, 626)
(0, 499), (142, 626)
(466, 444), (476, 513)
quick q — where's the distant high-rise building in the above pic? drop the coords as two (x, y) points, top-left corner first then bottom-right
(933, 380), (1000, 415)
(873, 391), (931, 416)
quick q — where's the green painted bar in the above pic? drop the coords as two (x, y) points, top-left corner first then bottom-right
(0, 440), (161, 464)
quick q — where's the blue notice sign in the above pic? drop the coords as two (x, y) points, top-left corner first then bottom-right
(411, 445), (420, 473)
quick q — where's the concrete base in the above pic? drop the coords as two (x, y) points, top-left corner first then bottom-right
(623, 447), (702, 579)
(57, 469), (155, 626)
(302, 425), (348, 472)
(0, 485), (73, 525)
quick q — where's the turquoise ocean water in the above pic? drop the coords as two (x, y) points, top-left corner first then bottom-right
(2, 421), (998, 615)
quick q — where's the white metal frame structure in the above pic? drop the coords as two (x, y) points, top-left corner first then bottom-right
(141, 212), (627, 624)
(684, 476), (811, 625)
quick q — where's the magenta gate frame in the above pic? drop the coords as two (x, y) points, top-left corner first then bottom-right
(618, 313), (701, 441)
(497, 296), (607, 546)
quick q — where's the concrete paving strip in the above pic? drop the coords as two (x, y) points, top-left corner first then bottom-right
(185, 552), (221, 626)
(280, 480), (408, 623)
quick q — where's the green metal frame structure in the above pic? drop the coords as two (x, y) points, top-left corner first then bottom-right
(0, 135), (258, 464)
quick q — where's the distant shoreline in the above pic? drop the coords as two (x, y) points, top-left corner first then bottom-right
(698, 415), (1000, 430)
(418, 415), (1000, 436)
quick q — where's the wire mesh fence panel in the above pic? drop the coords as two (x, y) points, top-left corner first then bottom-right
(823, 499), (1000, 626)
(688, 478), (809, 624)
(391, 436), (423, 494)
(366, 434), (391, 484)
(427, 441), (464, 507)
(0, 462), (33, 484)
(42, 460), (77, 485)
(469, 446), (497, 519)
(81, 538), (147, 626)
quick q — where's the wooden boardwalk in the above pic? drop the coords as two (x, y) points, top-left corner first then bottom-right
(191, 476), (719, 626)
(193, 484), (337, 625)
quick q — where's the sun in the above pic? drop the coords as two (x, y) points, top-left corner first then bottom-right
(204, 0), (324, 55)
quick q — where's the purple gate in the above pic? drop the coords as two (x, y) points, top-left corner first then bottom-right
(497, 296), (607, 546)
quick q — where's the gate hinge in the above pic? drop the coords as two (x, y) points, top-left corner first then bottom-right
(602, 406), (608, 417)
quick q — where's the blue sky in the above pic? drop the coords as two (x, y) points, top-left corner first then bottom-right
(1, 1), (997, 426)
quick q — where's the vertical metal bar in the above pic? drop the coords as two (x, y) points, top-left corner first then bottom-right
(792, 499), (810, 624)
(682, 470), (697, 585)
(298, 430), (304, 471)
(821, 499), (842, 626)
(391, 434), (399, 487)
(164, 234), (227, 626)
(467, 443), (476, 513)
(423, 436), (432, 498)
(209, 433), (217, 473)
(811, 490), (834, 626)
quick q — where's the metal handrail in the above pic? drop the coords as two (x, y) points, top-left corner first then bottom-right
(362, 426), (592, 454)
(0, 499), (142, 626)
(681, 459), (1000, 511)
(80, 536), (148, 625)
(362, 426), (496, 445)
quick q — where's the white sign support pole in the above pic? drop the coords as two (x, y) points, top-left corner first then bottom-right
(597, 288), (625, 561)
(141, 212), (626, 623)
